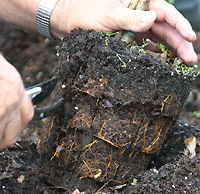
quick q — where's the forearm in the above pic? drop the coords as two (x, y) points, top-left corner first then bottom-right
(0, 0), (40, 33)
(0, 0), (71, 38)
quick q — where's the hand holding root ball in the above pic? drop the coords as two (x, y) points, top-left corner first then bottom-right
(51, 0), (197, 65)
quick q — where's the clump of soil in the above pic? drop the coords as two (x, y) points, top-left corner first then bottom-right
(39, 29), (194, 185)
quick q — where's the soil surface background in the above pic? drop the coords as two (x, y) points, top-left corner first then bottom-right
(0, 23), (199, 194)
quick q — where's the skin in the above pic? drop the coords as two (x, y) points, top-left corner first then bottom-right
(134, 0), (198, 65)
(0, 55), (34, 150)
(0, 0), (198, 150)
(51, 0), (197, 65)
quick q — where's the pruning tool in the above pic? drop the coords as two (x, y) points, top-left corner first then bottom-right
(25, 77), (63, 121)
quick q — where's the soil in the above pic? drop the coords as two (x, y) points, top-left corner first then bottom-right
(0, 23), (199, 194)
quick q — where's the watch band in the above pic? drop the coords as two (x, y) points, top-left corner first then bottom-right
(36, 0), (59, 38)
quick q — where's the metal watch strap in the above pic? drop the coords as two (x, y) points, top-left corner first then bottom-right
(36, 0), (59, 38)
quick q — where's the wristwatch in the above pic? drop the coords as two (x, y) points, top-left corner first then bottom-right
(36, 0), (59, 38)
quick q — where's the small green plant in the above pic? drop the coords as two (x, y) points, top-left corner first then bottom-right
(104, 31), (118, 46)
(56, 43), (65, 57)
(116, 53), (127, 68)
(156, 43), (169, 53)
(156, 43), (198, 78)
(133, 178), (138, 184)
(168, 0), (175, 4)
(131, 38), (151, 53)
(131, 40), (137, 47)
(138, 38), (151, 53)
(104, 31), (118, 37)
(41, 118), (47, 123)
(56, 50), (61, 57)
(156, 42), (174, 58)
(175, 63), (198, 77)
(60, 37), (64, 42)
(105, 36), (109, 46)
(193, 111), (200, 119)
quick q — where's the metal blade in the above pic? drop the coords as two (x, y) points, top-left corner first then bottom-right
(32, 98), (64, 121)
(26, 87), (42, 100)
(26, 77), (58, 105)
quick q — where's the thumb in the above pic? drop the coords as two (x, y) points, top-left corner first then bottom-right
(120, 0), (131, 7)
(114, 8), (156, 32)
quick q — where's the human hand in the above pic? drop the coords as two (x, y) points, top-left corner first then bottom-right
(134, 0), (198, 66)
(0, 55), (33, 150)
(51, 0), (197, 65)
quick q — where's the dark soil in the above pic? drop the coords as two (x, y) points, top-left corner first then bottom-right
(40, 28), (193, 183)
(0, 23), (199, 194)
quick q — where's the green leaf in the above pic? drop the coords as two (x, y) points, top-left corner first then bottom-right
(193, 111), (200, 119)
(133, 178), (138, 184)
(168, 0), (175, 4)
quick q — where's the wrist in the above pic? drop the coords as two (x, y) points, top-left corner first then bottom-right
(50, 0), (71, 38)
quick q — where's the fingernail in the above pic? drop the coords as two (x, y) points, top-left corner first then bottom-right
(192, 31), (197, 40)
(140, 12), (148, 23)
(140, 10), (156, 24)
(186, 20), (197, 40)
(121, 0), (131, 7)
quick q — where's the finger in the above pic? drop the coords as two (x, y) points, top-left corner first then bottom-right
(134, 30), (175, 51)
(20, 91), (34, 129)
(149, 0), (196, 42)
(0, 119), (7, 149)
(99, 5), (157, 32)
(120, 0), (131, 7)
(0, 90), (33, 150)
(151, 22), (198, 65)
(0, 109), (22, 150)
